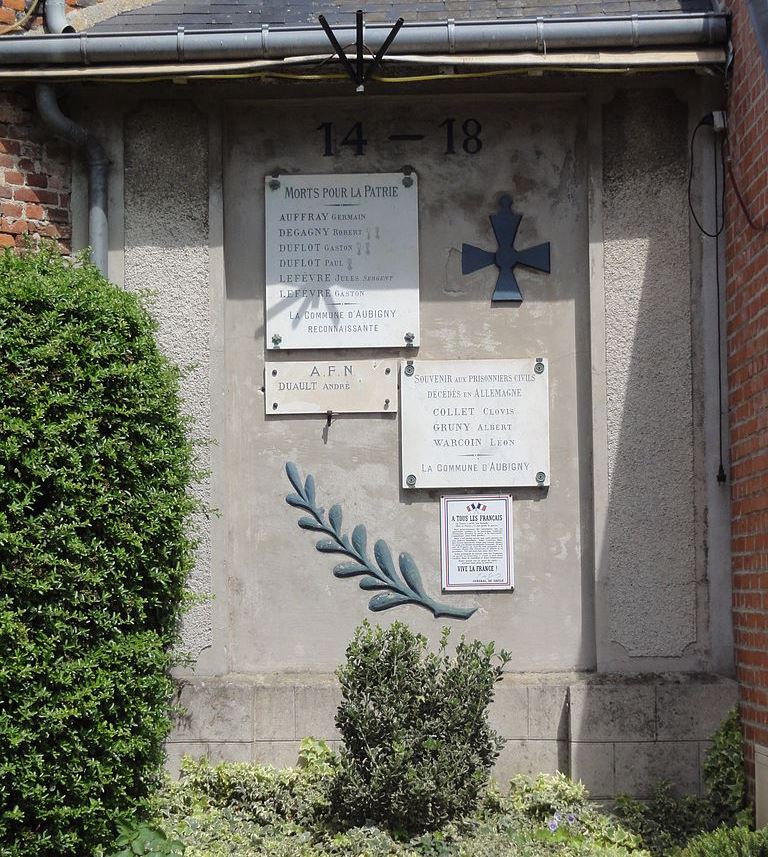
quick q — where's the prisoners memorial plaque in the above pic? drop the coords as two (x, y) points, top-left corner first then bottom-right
(265, 172), (419, 350)
(400, 359), (550, 489)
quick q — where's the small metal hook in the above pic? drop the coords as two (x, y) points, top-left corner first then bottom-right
(322, 410), (335, 445)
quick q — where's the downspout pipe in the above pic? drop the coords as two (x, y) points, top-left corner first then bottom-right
(35, 0), (109, 275)
(0, 13), (729, 65)
(43, 0), (75, 34)
(35, 85), (109, 275)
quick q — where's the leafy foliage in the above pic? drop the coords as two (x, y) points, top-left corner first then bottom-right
(614, 782), (711, 856)
(284, 462), (475, 619)
(614, 708), (750, 856)
(146, 755), (647, 856)
(703, 709), (747, 827)
(676, 825), (768, 857)
(0, 247), (199, 856)
(492, 774), (645, 853)
(108, 821), (186, 857)
(328, 621), (510, 833)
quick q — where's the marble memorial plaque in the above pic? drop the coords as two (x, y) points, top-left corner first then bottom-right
(440, 495), (514, 591)
(265, 359), (397, 414)
(265, 172), (419, 350)
(400, 358), (550, 488)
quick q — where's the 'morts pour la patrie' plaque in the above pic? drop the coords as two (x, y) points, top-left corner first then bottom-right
(400, 358), (550, 489)
(265, 173), (419, 350)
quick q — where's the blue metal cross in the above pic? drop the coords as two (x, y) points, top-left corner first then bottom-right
(462, 195), (551, 302)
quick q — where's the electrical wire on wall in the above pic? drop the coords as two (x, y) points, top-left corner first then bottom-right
(726, 140), (768, 233)
(688, 114), (728, 484)
(0, 0), (40, 35)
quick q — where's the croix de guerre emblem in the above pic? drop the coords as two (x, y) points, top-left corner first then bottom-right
(462, 195), (551, 302)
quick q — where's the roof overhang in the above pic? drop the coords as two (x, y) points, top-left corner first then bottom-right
(0, 12), (729, 80)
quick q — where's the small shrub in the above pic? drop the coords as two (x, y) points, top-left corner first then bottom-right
(162, 742), (335, 830)
(500, 773), (646, 854)
(0, 247), (199, 856)
(613, 707), (750, 855)
(329, 621), (510, 833)
(677, 825), (768, 857)
(614, 782), (711, 856)
(703, 709), (747, 827)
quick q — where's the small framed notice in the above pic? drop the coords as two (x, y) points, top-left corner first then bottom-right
(440, 495), (514, 592)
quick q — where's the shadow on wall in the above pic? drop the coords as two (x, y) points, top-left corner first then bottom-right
(600, 89), (702, 669)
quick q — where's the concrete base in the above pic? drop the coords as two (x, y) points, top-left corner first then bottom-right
(167, 672), (736, 798)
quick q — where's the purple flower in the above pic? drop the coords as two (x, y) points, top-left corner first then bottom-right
(548, 819), (559, 832)
(566, 813), (576, 824)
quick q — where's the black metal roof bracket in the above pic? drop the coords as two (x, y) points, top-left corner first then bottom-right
(318, 10), (404, 94)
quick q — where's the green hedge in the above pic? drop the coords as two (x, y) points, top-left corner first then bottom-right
(0, 248), (199, 856)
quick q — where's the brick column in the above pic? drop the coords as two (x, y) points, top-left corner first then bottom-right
(726, 0), (768, 796)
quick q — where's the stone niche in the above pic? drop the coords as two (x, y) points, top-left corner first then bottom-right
(112, 86), (732, 796)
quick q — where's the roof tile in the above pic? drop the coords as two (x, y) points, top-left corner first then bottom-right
(90, 0), (715, 33)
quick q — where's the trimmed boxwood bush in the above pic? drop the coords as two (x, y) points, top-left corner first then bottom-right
(329, 621), (510, 834)
(0, 247), (199, 856)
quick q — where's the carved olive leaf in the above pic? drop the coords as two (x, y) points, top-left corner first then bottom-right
(374, 539), (398, 583)
(285, 462), (305, 498)
(398, 552), (426, 597)
(358, 576), (390, 591)
(351, 524), (367, 557)
(329, 504), (343, 536)
(333, 562), (369, 578)
(316, 539), (343, 553)
(298, 516), (325, 531)
(304, 474), (316, 506)
(368, 592), (413, 611)
(285, 493), (310, 510)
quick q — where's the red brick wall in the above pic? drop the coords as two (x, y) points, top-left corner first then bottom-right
(726, 0), (768, 794)
(0, 86), (71, 253)
(0, 0), (105, 33)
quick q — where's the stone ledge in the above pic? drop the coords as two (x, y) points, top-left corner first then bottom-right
(166, 672), (737, 799)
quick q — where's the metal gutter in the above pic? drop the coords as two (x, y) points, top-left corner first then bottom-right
(0, 13), (729, 66)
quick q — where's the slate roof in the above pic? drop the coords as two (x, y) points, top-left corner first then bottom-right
(91, 0), (715, 34)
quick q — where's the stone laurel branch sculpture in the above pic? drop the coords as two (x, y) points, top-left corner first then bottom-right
(284, 462), (476, 619)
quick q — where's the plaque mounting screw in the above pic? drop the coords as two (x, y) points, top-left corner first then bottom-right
(402, 175), (413, 188)
(406, 474), (417, 487)
(404, 332), (415, 346)
(272, 402), (279, 410)
(536, 471), (546, 485)
(269, 178), (280, 190)
(534, 358), (545, 374)
(404, 361), (415, 377)
(271, 369), (278, 376)
(271, 333), (282, 347)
